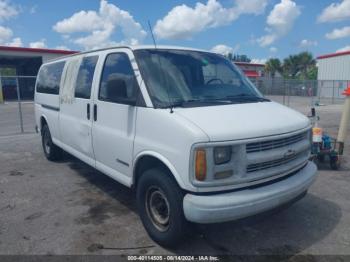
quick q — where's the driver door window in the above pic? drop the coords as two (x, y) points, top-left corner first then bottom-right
(99, 53), (138, 104)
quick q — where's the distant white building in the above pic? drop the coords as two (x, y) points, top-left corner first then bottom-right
(317, 51), (350, 99)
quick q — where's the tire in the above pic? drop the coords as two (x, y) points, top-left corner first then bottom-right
(330, 155), (340, 170)
(41, 124), (63, 161)
(317, 154), (325, 163)
(136, 167), (189, 247)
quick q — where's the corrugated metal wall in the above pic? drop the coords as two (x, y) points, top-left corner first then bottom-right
(318, 54), (350, 81)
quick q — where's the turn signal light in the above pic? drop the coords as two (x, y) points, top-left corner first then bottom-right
(195, 149), (207, 181)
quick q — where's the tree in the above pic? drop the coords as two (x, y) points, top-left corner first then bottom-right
(283, 55), (300, 78)
(306, 65), (318, 80)
(265, 58), (282, 78)
(297, 52), (316, 80)
(228, 53), (251, 62)
(282, 52), (316, 80)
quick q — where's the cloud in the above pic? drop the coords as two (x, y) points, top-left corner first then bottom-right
(0, 0), (19, 22)
(326, 26), (350, 39)
(211, 44), (240, 55)
(0, 1), (23, 47)
(257, 0), (301, 47)
(53, 0), (146, 50)
(6, 37), (22, 47)
(269, 46), (278, 52)
(54, 10), (103, 34)
(299, 39), (318, 48)
(30, 5), (37, 14)
(318, 0), (350, 23)
(336, 45), (350, 52)
(154, 0), (268, 40)
(55, 45), (70, 50)
(251, 58), (267, 64)
(0, 25), (13, 43)
(29, 39), (47, 48)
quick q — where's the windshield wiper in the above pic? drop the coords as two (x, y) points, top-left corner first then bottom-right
(167, 98), (232, 109)
(224, 94), (270, 102)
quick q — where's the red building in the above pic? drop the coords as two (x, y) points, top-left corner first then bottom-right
(0, 46), (77, 100)
(234, 62), (265, 79)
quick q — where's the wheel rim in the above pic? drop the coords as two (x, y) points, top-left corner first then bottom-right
(145, 186), (170, 232)
(43, 131), (51, 155)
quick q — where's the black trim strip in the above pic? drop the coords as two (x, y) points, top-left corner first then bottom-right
(187, 162), (308, 196)
(41, 104), (60, 112)
(116, 159), (130, 167)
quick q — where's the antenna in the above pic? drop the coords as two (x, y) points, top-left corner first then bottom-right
(148, 20), (157, 48)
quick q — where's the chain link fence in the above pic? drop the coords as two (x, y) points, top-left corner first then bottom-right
(0, 75), (349, 136)
(252, 77), (349, 108)
(0, 76), (37, 136)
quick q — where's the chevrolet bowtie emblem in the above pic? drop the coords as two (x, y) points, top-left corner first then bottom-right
(284, 149), (296, 158)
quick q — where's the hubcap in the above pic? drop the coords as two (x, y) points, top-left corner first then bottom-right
(44, 132), (51, 155)
(145, 187), (170, 232)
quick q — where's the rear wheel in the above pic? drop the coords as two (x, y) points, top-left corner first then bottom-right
(41, 124), (63, 161)
(136, 167), (189, 247)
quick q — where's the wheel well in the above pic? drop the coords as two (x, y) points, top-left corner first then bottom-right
(133, 155), (174, 189)
(40, 117), (48, 131)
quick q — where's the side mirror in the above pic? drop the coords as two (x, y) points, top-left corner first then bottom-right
(106, 78), (137, 106)
(118, 96), (137, 106)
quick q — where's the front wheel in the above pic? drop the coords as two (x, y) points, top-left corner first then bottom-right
(136, 168), (189, 247)
(41, 124), (63, 161)
(330, 155), (340, 170)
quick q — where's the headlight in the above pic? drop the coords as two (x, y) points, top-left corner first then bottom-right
(214, 146), (232, 165)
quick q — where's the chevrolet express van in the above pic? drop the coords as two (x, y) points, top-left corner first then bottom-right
(35, 46), (317, 246)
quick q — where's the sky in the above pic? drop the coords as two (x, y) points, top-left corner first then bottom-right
(0, 0), (350, 62)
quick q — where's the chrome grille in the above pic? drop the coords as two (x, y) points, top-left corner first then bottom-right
(246, 132), (307, 153)
(247, 150), (307, 173)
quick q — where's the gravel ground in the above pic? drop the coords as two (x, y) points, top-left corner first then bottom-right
(0, 98), (349, 257)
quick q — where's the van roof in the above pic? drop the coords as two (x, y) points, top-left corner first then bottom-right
(47, 45), (214, 63)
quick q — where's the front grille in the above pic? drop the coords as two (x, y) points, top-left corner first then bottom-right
(246, 132), (307, 153)
(247, 150), (306, 173)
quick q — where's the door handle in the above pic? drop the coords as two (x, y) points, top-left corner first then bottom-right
(93, 104), (97, 121)
(87, 104), (90, 120)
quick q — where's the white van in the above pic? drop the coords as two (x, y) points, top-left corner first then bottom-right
(35, 46), (317, 246)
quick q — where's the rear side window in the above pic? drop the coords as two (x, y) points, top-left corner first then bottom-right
(36, 61), (65, 95)
(75, 56), (99, 99)
(99, 53), (138, 104)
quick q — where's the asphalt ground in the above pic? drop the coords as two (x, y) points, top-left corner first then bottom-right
(0, 98), (349, 258)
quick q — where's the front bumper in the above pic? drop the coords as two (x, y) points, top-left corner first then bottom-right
(183, 161), (317, 223)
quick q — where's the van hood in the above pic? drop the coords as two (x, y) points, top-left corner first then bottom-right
(174, 101), (310, 142)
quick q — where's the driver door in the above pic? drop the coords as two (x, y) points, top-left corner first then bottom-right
(92, 50), (140, 187)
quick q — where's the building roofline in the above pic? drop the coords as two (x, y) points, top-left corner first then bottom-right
(0, 45), (79, 55)
(317, 50), (350, 60)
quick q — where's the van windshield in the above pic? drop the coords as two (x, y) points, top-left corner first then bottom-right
(134, 49), (268, 108)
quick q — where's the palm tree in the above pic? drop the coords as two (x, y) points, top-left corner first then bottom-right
(283, 52), (316, 79)
(265, 58), (282, 78)
(298, 52), (316, 80)
(283, 55), (300, 78)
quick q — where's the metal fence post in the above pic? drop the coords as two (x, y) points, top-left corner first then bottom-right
(332, 80), (335, 104)
(15, 77), (24, 133)
(287, 82), (291, 107)
(0, 74), (3, 104)
(282, 79), (286, 105)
